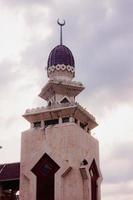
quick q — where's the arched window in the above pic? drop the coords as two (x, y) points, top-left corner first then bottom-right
(89, 160), (99, 200)
(60, 97), (70, 104)
(48, 101), (52, 106)
(32, 153), (60, 200)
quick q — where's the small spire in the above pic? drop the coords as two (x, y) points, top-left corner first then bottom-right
(57, 19), (66, 45)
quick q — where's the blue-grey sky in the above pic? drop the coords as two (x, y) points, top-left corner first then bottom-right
(0, 0), (133, 199)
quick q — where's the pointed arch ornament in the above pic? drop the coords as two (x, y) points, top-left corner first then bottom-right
(31, 153), (60, 200)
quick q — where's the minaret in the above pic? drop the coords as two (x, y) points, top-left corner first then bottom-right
(19, 20), (102, 200)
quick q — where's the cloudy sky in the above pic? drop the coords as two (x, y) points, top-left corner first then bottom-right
(0, 0), (133, 199)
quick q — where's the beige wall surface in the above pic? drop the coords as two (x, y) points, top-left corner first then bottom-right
(20, 123), (101, 200)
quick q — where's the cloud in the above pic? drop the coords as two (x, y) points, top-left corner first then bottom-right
(112, 141), (133, 161)
(102, 181), (133, 200)
(0, 59), (20, 90)
(75, 3), (133, 103)
(102, 141), (133, 184)
(100, 140), (133, 199)
(0, 0), (51, 7)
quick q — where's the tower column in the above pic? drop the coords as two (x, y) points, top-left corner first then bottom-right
(19, 20), (102, 200)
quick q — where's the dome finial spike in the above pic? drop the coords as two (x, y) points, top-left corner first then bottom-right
(57, 19), (66, 45)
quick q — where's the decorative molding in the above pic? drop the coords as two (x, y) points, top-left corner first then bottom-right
(79, 166), (89, 179)
(48, 64), (75, 75)
(61, 166), (72, 177)
(60, 96), (70, 104)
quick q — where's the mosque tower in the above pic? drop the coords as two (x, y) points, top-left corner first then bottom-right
(19, 20), (102, 200)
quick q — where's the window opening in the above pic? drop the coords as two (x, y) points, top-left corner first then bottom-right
(62, 117), (69, 123)
(60, 97), (70, 104)
(75, 118), (78, 124)
(45, 119), (59, 127)
(89, 160), (99, 200)
(31, 153), (60, 200)
(34, 121), (41, 128)
(80, 122), (86, 129)
(48, 101), (52, 106)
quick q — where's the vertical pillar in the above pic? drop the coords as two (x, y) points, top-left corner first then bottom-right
(41, 120), (45, 129)
(77, 120), (80, 126)
(69, 116), (74, 123)
(59, 117), (62, 124)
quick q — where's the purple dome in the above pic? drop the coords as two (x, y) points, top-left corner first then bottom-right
(47, 45), (75, 68)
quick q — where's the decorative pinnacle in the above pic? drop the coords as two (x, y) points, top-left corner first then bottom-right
(57, 19), (66, 45)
